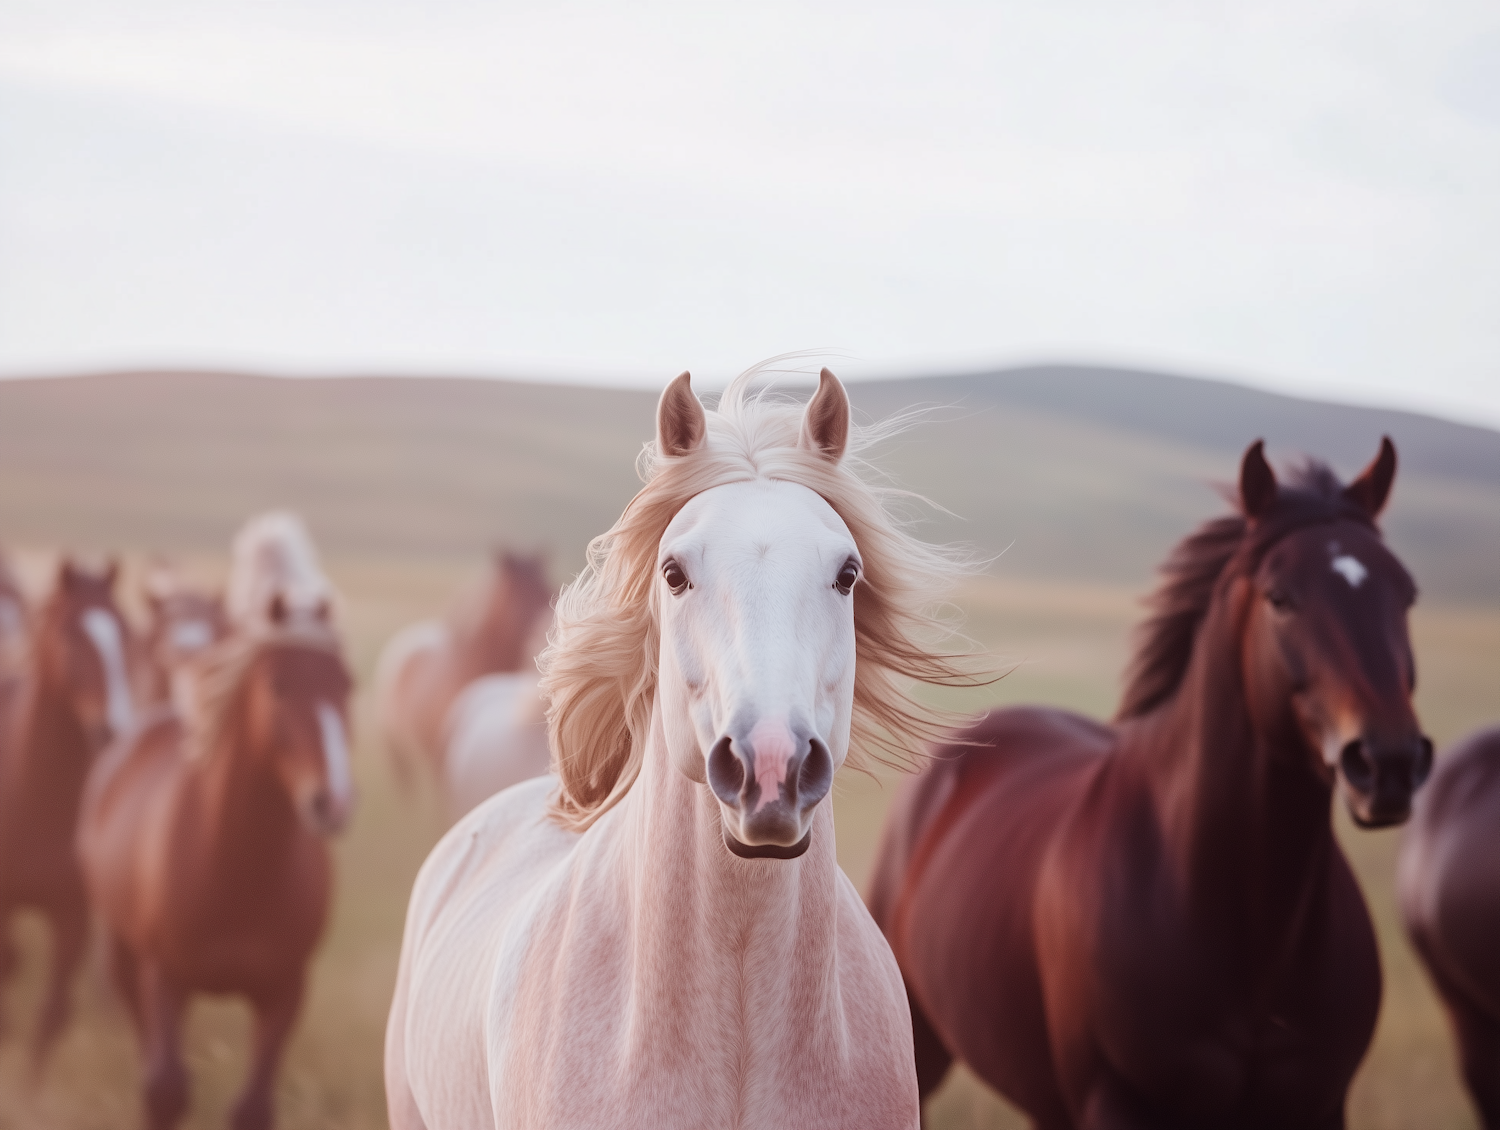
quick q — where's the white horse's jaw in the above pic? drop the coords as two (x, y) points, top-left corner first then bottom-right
(656, 479), (858, 857)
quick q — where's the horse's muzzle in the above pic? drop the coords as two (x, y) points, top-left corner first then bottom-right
(707, 721), (833, 854)
(1339, 734), (1434, 828)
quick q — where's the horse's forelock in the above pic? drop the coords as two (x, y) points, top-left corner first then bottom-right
(1117, 459), (1381, 722)
(189, 629), (346, 758)
(541, 366), (983, 833)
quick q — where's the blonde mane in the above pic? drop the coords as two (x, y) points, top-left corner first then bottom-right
(540, 367), (981, 832)
(227, 511), (336, 630)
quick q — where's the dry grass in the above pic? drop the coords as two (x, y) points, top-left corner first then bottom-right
(0, 560), (1494, 1129)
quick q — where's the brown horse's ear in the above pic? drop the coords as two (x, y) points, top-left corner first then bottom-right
(312, 596), (332, 623)
(1343, 436), (1397, 519)
(656, 372), (706, 458)
(58, 556), (80, 589)
(1239, 440), (1278, 519)
(267, 591), (289, 625)
(799, 368), (851, 463)
(103, 557), (120, 590)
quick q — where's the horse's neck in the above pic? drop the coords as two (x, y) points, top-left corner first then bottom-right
(607, 710), (844, 1048)
(1138, 586), (1335, 945)
(191, 726), (301, 870)
(15, 670), (90, 794)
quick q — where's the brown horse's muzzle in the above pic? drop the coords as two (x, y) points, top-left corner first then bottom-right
(1339, 734), (1434, 828)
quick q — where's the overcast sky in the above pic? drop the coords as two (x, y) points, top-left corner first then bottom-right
(2, 1), (1498, 426)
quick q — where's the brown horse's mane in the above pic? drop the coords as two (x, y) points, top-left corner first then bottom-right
(189, 626), (346, 757)
(1116, 460), (1378, 721)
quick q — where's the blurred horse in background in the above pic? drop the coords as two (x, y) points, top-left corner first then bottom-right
(870, 438), (1430, 1128)
(0, 550), (30, 683)
(1400, 725), (1500, 1129)
(375, 551), (552, 792)
(0, 557), (139, 1071)
(79, 513), (353, 1130)
(439, 609), (552, 821)
(228, 511), (337, 632)
(140, 561), (229, 711)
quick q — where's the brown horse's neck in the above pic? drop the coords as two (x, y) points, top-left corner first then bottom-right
(10, 669), (93, 820)
(191, 720), (305, 878)
(1135, 576), (1336, 957)
(459, 594), (541, 675)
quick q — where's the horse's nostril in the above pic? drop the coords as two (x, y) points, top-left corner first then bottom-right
(1415, 736), (1435, 788)
(707, 736), (745, 806)
(797, 738), (833, 808)
(1339, 740), (1374, 793)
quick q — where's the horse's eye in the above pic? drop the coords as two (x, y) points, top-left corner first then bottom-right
(834, 561), (860, 596)
(662, 560), (691, 595)
(1265, 588), (1294, 613)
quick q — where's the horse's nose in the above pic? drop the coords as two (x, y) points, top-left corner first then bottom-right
(304, 787), (352, 836)
(1339, 734), (1433, 827)
(707, 719), (832, 848)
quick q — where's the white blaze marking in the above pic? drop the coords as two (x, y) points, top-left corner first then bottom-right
(168, 618), (214, 652)
(1332, 555), (1368, 589)
(81, 607), (135, 738)
(317, 702), (354, 808)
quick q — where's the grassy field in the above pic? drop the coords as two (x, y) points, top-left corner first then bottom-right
(1, 553), (1494, 1129)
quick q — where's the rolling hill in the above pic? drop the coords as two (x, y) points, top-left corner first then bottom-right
(0, 365), (1494, 605)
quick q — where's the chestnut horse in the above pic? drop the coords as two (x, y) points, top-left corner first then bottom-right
(869, 439), (1431, 1129)
(0, 558), (138, 1068)
(375, 550), (552, 788)
(78, 602), (355, 1130)
(1399, 725), (1500, 1128)
(140, 562), (230, 709)
(386, 369), (977, 1129)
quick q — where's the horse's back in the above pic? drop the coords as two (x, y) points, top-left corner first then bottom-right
(1401, 725), (1500, 1018)
(868, 706), (1111, 1118)
(375, 618), (451, 773)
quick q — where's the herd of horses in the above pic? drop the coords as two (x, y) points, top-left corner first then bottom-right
(0, 367), (1496, 1129)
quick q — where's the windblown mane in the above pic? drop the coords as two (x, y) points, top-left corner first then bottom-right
(541, 367), (981, 832)
(187, 627), (346, 757)
(1116, 459), (1378, 721)
(227, 512), (336, 629)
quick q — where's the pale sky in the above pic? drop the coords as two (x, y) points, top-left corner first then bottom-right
(2, 1), (1498, 427)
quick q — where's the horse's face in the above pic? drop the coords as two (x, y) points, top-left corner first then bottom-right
(47, 560), (137, 751)
(1240, 440), (1430, 827)
(148, 589), (229, 676)
(245, 645), (355, 836)
(656, 478), (859, 858)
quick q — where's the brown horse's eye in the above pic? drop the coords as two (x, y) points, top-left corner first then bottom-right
(662, 561), (690, 595)
(1266, 588), (1294, 613)
(834, 560), (860, 596)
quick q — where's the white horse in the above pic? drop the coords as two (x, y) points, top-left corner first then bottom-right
(386, 367), (976, 1130)
(441, 670), (550, 821)
(227, 511), (336, 631)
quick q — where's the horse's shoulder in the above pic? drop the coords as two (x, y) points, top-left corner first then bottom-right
(82, 709), (184, 812)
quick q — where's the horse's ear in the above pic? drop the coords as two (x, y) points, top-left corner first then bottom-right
(267, 591), (289, 625)
(103, 557), (120, 590)
(1239, 440), (1278, 519)
(1344, 436), (1397, 519)
(312, 596), (332, 623)
(799, 368), (851, 463)
(656, 372), (706, 457)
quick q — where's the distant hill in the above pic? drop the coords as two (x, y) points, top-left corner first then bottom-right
(0, 365), (1494, 604)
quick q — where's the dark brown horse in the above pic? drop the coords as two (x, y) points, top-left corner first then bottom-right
(140, 563), (230, 708)
(869, 439), (1430, 1129)
(0, 558), (139, 1068)
(1399, 725), (1500, 1128)
(374, 549), (552, 787)
(78, 598), (354, 1130)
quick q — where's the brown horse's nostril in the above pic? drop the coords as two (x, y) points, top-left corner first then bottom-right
(1339, 739), (1374, 794)
(707, 736), (746, 806)
(1415, 736), (1435, 788)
